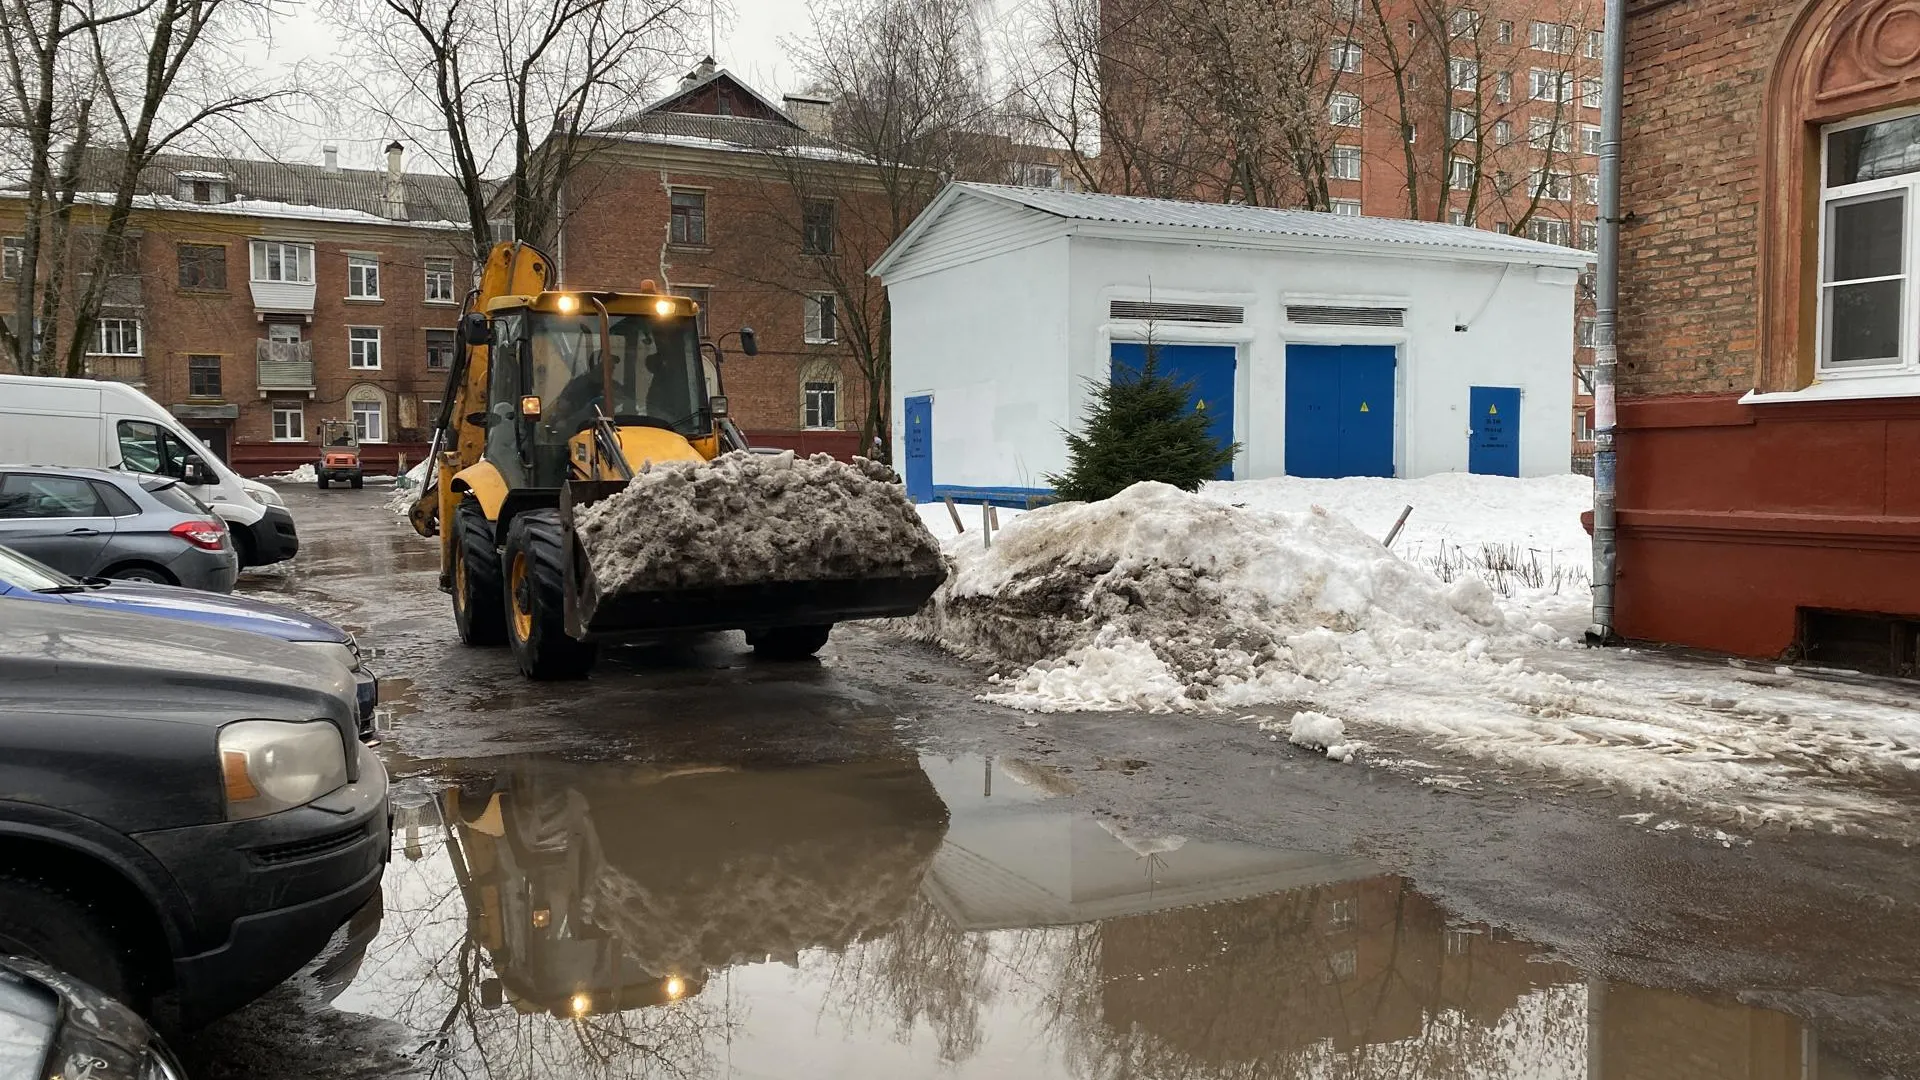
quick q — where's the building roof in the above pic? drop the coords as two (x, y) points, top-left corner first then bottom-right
(597, 65), (867, 162)
(872, 182), (1595, 280)
(59, 147), (471, 227)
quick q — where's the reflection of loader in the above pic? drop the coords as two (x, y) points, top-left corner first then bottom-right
(442, 759), (948, 1019)
(408, 241), (944, 679)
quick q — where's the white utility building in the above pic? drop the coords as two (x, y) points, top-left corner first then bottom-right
(870, 183), (1592, 505)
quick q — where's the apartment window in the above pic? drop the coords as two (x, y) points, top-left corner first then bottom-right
(669, 190), (707, 246)
(1582, 124), (1603, 155)
(1450, 157), (1477, 189)
(1329, 0), (1358, 19)
(1530, 21), (1574, 53)
(1327, 898), (1356, 931)
(1580, 220), (1599, 249)
(424, 256), (456, 303)
(1330, 41), (1361, 73)
(1529, 117), (1570, 151)
(250, 240), (314, 283)
(1819, 110), (1920, 372)
(1329, 145), (1362, 181)
(1327, 949), (1357, 981)
(682, 286), (711, 338)
(1496, 19), (1513, 44)
(1449, 208), (1470, 226)
(1406, 19), (1417, 39)
(1585, 29), (1604, 59)
(187, 354), (221, 397)
(1531, 69), (1571, 102)
(1495, 71), (1513, 104)
(1578, 317), (1597, 347)
(804, 293), (837, 343)
(176, 244), (226, 289)
(86, 232), (140, 275)
(1330, 92), (1362, 127)
(352, 399), (385, 443)
(1495, 120), (1515, 145)
(1531, 169), (1574, 200)
(1577, 408), (1595, 441)
(1582, 77), (1604, 109)
(1450, 9), (1479, 37)
(425, 329), (456, 370)
(803, 380), (838, 429)
(2, 237), (21, 281)
(1585, 175), (1602, 204)
(347, 254), (381, 299)
(1450, 109), (1476, 141)
(1494, 169), (1516, 195)
(93, 318), (141, 356)
(1331, 198), (1363, 217)
(348, 326), (382, 369)
(1527, 217), (1572, 245)
(1449, 58), (1479, 91)
(271, 405), (305, 442)
(1496, 221), (1511, 233)
(1011, 161), (1063, 188)
(423, 400), (442, 426)
(802, 198), (837, 255)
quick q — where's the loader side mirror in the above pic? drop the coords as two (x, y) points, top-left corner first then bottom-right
(710, 395), (729, 417)
(456, 312), (493, 347)
(738, 327), (757, 356)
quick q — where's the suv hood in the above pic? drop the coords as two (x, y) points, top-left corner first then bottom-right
(0, 600), (356, 731)
(58, 580), (350, 644)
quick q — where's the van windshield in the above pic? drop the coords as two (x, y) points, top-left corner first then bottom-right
(117, 420), (205, 482)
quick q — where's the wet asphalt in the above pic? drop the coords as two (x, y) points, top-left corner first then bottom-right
(176, 485), (1919, 1080)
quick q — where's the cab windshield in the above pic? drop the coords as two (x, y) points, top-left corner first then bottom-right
(530, 314), (705, 436)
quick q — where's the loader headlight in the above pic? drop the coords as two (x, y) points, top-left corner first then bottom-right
(220, 720), (348, 819)
(556, 294), (578, 313)
(653, 298), (675, 317)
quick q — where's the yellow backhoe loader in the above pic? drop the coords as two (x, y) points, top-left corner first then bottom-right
(409, 241), (943, 679)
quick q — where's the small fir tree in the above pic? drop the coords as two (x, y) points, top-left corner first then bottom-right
(1047, 346), (1239, 502)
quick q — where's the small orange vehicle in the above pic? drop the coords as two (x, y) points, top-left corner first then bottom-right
(316, 419), (363, 490)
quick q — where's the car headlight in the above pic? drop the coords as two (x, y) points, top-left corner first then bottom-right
(219, 720), (348, 819)
(251, 486), (286, 508)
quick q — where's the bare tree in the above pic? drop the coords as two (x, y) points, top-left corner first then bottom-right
(324, 0), (704, 252)
(0, 0), (282, 375)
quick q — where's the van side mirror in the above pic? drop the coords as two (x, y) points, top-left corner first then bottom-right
(456, 312), (492, 348)
(182, 456), (209, 485)
(738, 327), (757, 357)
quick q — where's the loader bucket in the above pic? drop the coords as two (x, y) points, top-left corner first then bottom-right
(557, 479), (946, 642)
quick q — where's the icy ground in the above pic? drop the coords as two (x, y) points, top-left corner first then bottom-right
(909, 477), (1920, 837)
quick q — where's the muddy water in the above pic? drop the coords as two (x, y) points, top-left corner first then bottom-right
(330, 754), (1853, 1080)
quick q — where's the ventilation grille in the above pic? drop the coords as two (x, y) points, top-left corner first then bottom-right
(1109, 300), (1245, 324)
(254, 824), (370, 866)
(1286, 305), (1406, 327)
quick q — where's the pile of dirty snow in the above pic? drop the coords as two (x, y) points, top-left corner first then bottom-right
(384, 459), (431, 516)
(573, 451), (943, 594)
(264, 463), (317, 483)
(908, 481), (1514, 713)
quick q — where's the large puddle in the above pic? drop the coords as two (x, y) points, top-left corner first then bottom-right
(330, 754), (1859, 1079)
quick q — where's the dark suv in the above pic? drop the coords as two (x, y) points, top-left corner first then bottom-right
(0, 601), (389, 1027)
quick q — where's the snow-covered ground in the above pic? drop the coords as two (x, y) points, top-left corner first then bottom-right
(908, 476), (1920, 837)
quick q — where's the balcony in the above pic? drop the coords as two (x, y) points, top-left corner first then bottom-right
(83, 354), (146, 386)
(257, 339), (315, 392)
(249, 278), (316, 314)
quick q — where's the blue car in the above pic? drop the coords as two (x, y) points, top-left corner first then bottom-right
(0, 543), (378, 734)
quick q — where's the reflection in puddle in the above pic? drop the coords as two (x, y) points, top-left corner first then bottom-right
(341, 756), (1842, 1079)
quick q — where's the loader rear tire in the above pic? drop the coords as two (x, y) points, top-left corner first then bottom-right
(747, 624), (833, 661)
(503, 510), (598, 680)
(453, 496), (507, 646)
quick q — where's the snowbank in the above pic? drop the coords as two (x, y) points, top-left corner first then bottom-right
(385, 460), (431, 516)
(909, 482), (1510, 713)
(575, 451), (943, 593)
(264, 463), (317, 483)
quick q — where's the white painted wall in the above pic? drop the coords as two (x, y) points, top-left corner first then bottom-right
(889, 235), (1072, 491)
(887, 229), (1578, 493)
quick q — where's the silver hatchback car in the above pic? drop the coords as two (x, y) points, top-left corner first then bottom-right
(0, 465), (239, 592)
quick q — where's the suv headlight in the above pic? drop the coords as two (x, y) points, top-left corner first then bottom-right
(220, 720), (348, 819)
(251, 486), (286, 508)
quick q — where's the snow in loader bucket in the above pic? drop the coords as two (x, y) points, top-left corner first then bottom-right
(557, 451), (947, 641)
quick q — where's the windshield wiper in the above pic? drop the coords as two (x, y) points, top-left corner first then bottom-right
(33, 584), (90, 594)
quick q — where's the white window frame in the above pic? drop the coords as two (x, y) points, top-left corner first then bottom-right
(1449, 108), (1476, 141)
(1815, 108), (1920, 377)
(1531, 168), (1574, 201)
(1, 236), (21, 281)
(1450, 9), (1480, 38)
(1531, 68), (1572, 102)
(249, 239), (314, 284)
(1529, 117), (1571, 152)
(1582, 124), (1602, 155)
(1578, 317), (1597, 347)
(1449, 208), (1470, 227)
(803, 293), (838, 344)
(1449, 57), (1478, 91)
(1530, 20), (1573, 53)
(1585, 29), (1605, 59)
(1527, 217), (1572, 246)
(1581, 77), (1603, 109)
(348, 326), (382, 370)
(1495, 120), (1515, 146)
(424, 256), (457, 303)
(92, 318), (142, 356)
(1329, 41), (1361, 73)
(1328, 145), (1362, 181)
(1450, 157), (1476, 189)
(351, 399), (386, 443)
(346, 254), (381, 299)
(1329, 92), (1362, 127)
(271, 405), (305, 442)
(1330, 198), (1363, 217)
(1494, 71), (1513, 104)
(1580, 220), (1599, 249)
(1496, 19), (1513, 44)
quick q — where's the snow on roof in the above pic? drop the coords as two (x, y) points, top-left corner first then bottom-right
(59, 189), (467, 231)
(873, 182), (1595, 279)
(173, 170), (228, 181)
(594, 128), (873, 165)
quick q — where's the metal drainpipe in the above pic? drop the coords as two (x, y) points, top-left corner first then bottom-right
(1586, 0), (1628, 647)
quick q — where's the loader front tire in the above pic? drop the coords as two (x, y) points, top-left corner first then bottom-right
(747, 624), (833, 661)
(453, 496), (507, 646)
(503, 510), (598, 680)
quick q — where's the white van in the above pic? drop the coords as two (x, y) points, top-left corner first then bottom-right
(0, 374), (298, 567)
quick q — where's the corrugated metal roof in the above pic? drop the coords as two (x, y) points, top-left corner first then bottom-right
(956, 182), (1594, 264)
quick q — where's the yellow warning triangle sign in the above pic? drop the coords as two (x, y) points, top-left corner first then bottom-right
(1359, 402), (1369, 413)
(1489, 403), (1499, 415)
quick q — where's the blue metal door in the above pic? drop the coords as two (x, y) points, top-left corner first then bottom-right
(1111, 342), (1237, 480)
(1286, 344), (1396, 478)
(903, 394), (933, 502)
(1468, 386), (1521, 476)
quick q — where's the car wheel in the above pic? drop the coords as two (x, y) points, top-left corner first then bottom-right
(452, 496), (506, 646)
(103, 564), (174, 585)
(747, 624), (833, 661)
(0, 876), (142, 1008)
(350, 475), (363, 490)
(232, 527), (256, 568)
(317, 474), (328, 490)
(503, 510), (597, 680)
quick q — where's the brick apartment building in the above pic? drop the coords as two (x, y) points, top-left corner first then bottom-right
(0, 145), (472, 475)
(1612, 0), (1920, 670)
(1101, 0), (1607, 462)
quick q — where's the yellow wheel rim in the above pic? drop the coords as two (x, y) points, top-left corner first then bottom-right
(453, 550), (468, 613)
(510, 552), (533, 641)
